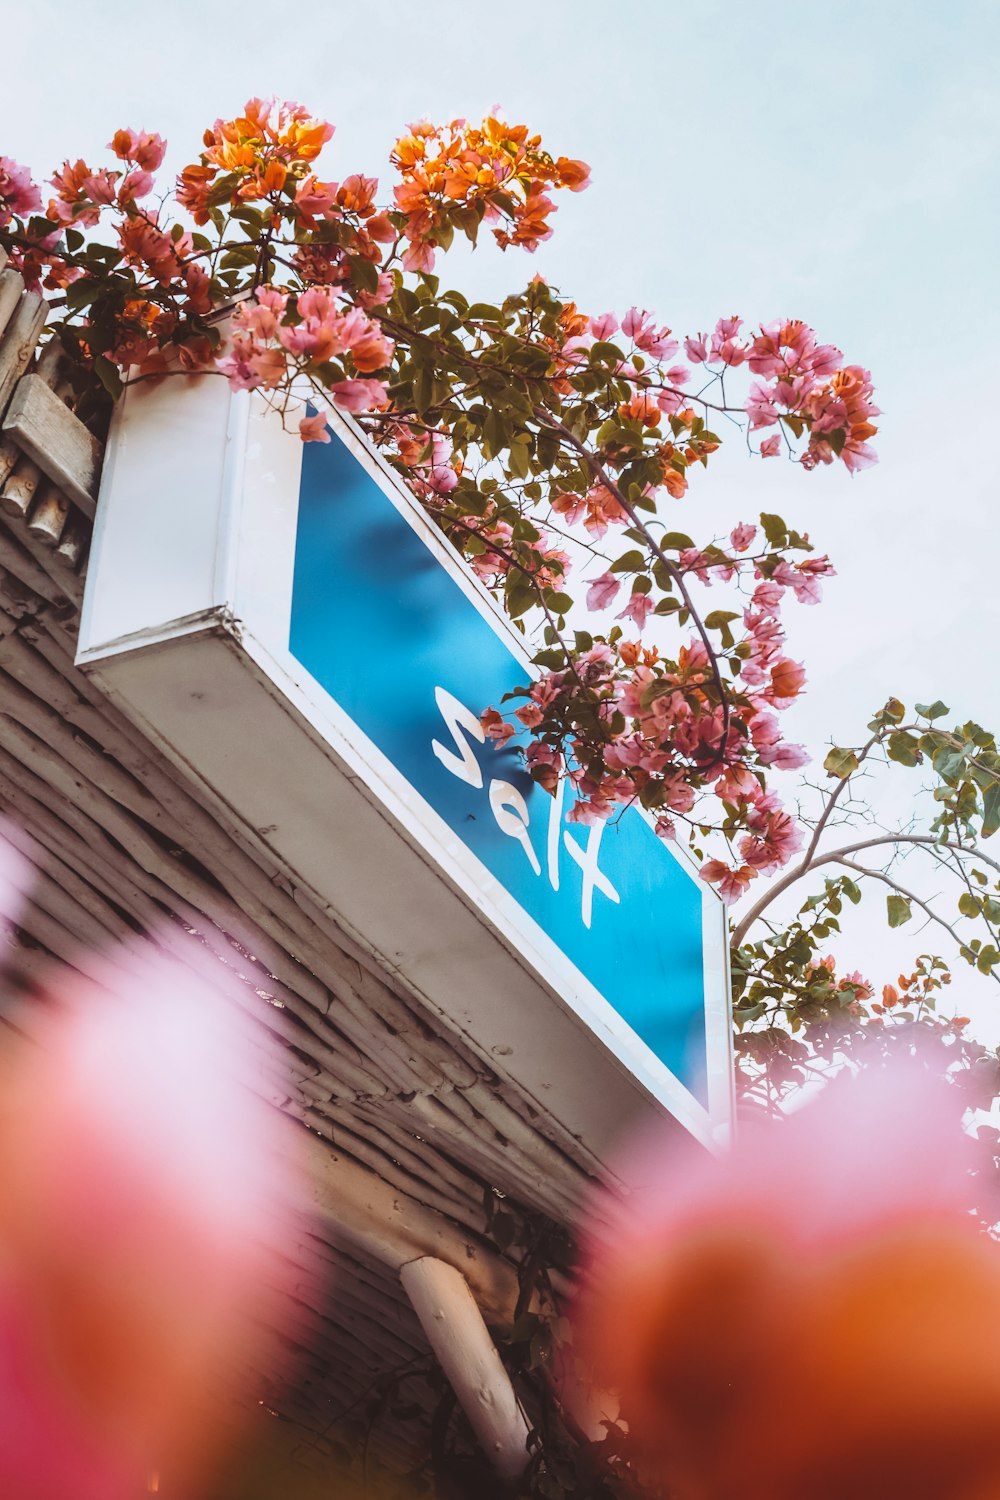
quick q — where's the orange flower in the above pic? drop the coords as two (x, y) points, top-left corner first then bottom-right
(575, 1064), (1000, 1500)
(176, 163), (216, 224)
(556, 155), (591, 191)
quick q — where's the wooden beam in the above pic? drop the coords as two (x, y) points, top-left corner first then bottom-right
(27, 483), (70, 548)
(0, 291), (45, 415)
(2, 374), (102, 517)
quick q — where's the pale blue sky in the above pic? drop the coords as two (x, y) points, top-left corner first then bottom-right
(3, 0), (999, 1015)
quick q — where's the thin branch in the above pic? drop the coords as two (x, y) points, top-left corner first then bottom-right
(531, 406), (734, 768)
(733, 828), (1000, 949)
(834, 858), (1000, 987)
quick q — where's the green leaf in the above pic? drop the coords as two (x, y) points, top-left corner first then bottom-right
(590, 339), (626, 367)
(841, 877), (862, 905)
(887, 731), (921, 767)
(760, 512), (788, 548)
(983, 782), (1000, 838)
(887, 894), (912, 928)
(610, 549), (646, 573)
(734, 1000), (768, 1028)
(64, 278), (101, 311)
(959, 892), (982, 918)
(933, 746), (966, 782)
(507, 434), (532, 479)
(92, 355), (123, 400)
(824, 746), (859, 779)
(978, 945), (1000, 974)
(915, 700), (949, 720)
(660, 531), (695, 551)
(467, 302), (503, 323)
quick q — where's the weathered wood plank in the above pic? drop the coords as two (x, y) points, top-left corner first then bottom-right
(0, 291), (46, 414)
(0, 270), (24, 340)
(54, 513), (86, 571)
(0, 518), (74, 609)
(2, 374), (101, 517)
(0, 436), (20, 488)
(0, 454), (41, 519)
(0, 516), (81, 610)
(26, 482), (70, 548)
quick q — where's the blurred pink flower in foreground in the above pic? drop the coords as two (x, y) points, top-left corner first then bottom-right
(0, 834), (305, 1499)
(574, 1063), (1000, 1500)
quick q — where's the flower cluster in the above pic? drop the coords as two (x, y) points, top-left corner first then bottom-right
(389, 113), (589, 272)
(480, 497), (837, 897)
(177, 97), (333, 223)
(217, 285), (392, 426)
(0, 155), (41, 227)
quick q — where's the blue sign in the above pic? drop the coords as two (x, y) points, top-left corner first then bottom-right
(290, 431), (709, 1100)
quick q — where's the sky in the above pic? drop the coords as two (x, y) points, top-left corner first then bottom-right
(3, 0), (1000, 1028)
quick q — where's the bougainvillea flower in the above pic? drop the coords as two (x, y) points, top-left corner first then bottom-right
(574, 1062), (1000, 1500)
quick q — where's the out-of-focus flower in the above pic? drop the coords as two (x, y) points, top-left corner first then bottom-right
(0, 835), (305, 1500)
(573, 1063), (1000, 1500)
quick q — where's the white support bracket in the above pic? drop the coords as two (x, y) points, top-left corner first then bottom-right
(400, 1254), (532, 1482)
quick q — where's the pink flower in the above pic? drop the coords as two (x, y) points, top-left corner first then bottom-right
(329, 378), (389, 413)
(788, 555), (835, 605)
(754, 587), (785, 625)
(684, 333), (709, 363)
(480, 708), (516, 745)
(586, 571), (621, 611)
(765, 739), (809, 770)
(760, 433), (782, 458)
(216, 345), (260, 392)
(767, 657), (806, 705)
(116, 167), (154, 204)
(566, 796), (615, 826)
(621, 306), (649, 339)
(699, 859), (755, 904)
(551, 491), (587, 525)
(294, 174), (338, 226)
(402, 238), (436, 273)
(108, 128), (167, 172)
(249, 345), (287, 389)
(740, 808), (804, 871)
(0, 156), (41, 225)
(714, 763), (759, 802)
(730, 521), (757, 553)
(0, 856), (304, 1500)
(299, 412), (331, 443)
(79, 168), (118, 205)
(589, 312), (619, 340)
(617, 590), (654, 630)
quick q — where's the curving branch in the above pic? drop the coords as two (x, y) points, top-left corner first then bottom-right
(732, 831), (1000, 949)
(832, 858), (1000, 989)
